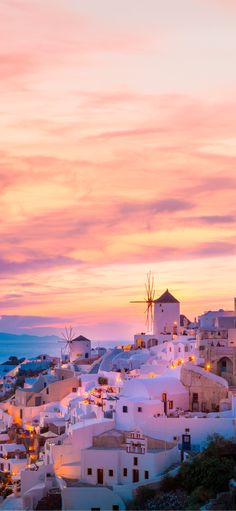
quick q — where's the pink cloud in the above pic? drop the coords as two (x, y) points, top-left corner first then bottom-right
(0, 1), (236, 336)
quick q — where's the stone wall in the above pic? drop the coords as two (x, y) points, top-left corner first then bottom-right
(181, 366), (228, 412)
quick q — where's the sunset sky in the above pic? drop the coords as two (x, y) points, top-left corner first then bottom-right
(1, 0), (236, 340)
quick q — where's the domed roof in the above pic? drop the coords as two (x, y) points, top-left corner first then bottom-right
(154, 289), (179, 304)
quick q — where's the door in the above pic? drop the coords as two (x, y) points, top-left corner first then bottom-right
(192, 393), (199, 411)
(132, 469), (139, 483)
(35, 396), (42, 406)
(97, 468), (104, 484)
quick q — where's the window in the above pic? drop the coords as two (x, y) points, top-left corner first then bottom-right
(112, 506), (119, 510)
(169, 400), (173, 410)
(87, 468), (92, 475)
(109, 469), (114, 477)
(122, 406), (128, 413)
(192, 393), (198, 403)
(8, 463), (10, 471)
(137, 407), (142, 413)
(46, 388), (49, 395)
(162, 393), (167, 402)
(185, 428), (190, 433)
(169, 347), (172, 352)
(123, 468), (127, 477)
(91, 508), (100, 511)
(133, 457), (138, 466)
(144, 470), (149, 480)
(72, 387), (77, 392)
(85, 353), (89, 358)
(20, 409), (23, 419)
(178, 348), (181, 352)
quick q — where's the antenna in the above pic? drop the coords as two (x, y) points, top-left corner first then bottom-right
(130, 271), (156, 332)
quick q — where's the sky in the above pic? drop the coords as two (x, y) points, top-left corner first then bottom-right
(0, 0), (236, 340)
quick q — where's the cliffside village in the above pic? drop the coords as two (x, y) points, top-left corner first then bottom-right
(1, 289), (236, 510)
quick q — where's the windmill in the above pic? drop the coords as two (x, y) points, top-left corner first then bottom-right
(59, 326), (76, 360)
(130, 271), (156, 332)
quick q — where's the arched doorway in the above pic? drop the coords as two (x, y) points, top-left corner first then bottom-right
(217, 357), (233, 383)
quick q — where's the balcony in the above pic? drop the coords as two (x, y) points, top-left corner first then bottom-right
(126, 444), (145, 454)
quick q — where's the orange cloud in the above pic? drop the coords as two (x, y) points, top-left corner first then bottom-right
(0, 1), (236, 337)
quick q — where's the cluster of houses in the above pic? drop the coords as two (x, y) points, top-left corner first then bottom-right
(1, 290), (236, 510)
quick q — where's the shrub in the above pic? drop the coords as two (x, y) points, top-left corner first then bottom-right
(205, 434), (236, 459)
(159, 474), (182, 492)
(130, 486), (156, 508)
(179, 456), (235, 494)
(3, 488), (13, 499)
(185, 485), (214, 509)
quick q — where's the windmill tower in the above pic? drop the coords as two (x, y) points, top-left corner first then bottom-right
(60, 327), (91, 363)
(130, 271), (156, 333)
(131, 274), (180, 339)
(153, 289), (180, 337)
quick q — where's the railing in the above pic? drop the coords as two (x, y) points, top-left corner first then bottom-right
(126, 445), (145, 454)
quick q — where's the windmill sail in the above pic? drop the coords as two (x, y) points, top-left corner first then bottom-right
(130, 271), (156, 332)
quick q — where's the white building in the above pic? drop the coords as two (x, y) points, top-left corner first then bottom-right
(116, 376), (189, 430)
(0, 443), (27, 478)
(199, 308), (236, 331)
(45, 418), (115, 479)
(79, 428), (179, 502)
(69, 335), (91, 363)
(153, 289), (180, 338)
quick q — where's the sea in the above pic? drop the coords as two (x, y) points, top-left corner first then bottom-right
(0, 335), (128, 366)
